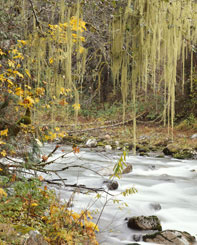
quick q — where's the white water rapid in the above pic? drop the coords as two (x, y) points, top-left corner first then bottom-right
(41, 144), (197, 245)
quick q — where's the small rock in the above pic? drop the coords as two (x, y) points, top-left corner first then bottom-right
(127, 215), (162, 231)
(150, 203), (161, 211)
(133, 234), (141, 242)
(191, 133), (197, 139)
(103, 180), (118, 190)
(143, 230), (196, 245)
(115, 140), (119, 146)
(86, 138), (97, 147)
(105, 145), (112, 151)
(104, 134), (111, 140)
(122, 164), (133, 174)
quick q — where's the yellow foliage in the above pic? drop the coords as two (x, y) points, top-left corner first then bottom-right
(0, 188), (7, 198)
(8, 60), (15, 68)
(0, 49), (6, 56)
(72, 103), (80, 111)
(49, 57), (54, 64)
(17, 40), (27, 46)
(0, 129), (8, 136)
(25, 69), (31, 78)
(19, 96), (34, 108)
(36, 87), (45, 96)
(15, 87), (24, 96)
(31, 202), (38, 207)
(0, 150), (6, 157)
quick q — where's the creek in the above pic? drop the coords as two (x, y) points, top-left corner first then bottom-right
(41, 144), (197, 245)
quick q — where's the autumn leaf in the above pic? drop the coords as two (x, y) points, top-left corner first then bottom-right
(72, 103), (80, 111)
(38, 176), (44, 181)
(73, 146), (80, 154)
(59, 99), (68, 106)
(0, 188), (7, 198)
(11, 174), (16, 182)
(42, 155), (48, 162)
(25, 69), (31, 78)
(0, 129), (8, 136)
(0, 150), (7, 157)
(31, 202), (38, 207)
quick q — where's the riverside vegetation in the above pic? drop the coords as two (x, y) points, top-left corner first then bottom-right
(0, 0), (196, 244)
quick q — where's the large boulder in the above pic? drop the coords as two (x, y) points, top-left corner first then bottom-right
(163, 143), (180, 155)
(127, 215), (162, 231)
(143, 230), (196, 245)
(163, 144), (194, 159)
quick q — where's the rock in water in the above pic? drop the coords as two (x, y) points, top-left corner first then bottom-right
(103, 180), (118, 190)
(105, 145), (112, 151)
(143, 230), (196, 245)
(122, 163), (133, 174)
(127, 215), (162, 231)
(86, 138), (97, 147)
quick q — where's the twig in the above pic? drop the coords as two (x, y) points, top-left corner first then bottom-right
(59, 183), (113, 196)
(28, 0), (41, 29)
(57, 164), (103, 177)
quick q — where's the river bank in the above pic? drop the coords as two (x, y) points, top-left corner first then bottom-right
(58, 122), (197, 160)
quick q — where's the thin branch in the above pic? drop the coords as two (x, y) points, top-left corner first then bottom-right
(27, 0), (41, 29)
(57, 164), (103, 177)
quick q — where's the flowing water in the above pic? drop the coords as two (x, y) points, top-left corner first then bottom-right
(41, 144), (197, 245)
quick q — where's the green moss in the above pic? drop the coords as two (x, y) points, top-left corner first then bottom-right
(173, 150), (194, 159)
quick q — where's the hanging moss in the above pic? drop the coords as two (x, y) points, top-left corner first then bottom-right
(110, 0), (196, 153)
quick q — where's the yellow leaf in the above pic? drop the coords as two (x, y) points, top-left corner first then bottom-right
(49, 57), (54, 64)
(13, 70), (24, 78)
(8, 60), (15, 68)
(79, 46), (85, 54)
(25, 69), (31, 78)
(15, 87), (24, 96)
(6, 79), (14, 86)
(0, 168), (3, 171)
(72, 103), (80, 110)
(0, 140), (6, 145)
(0, 49), (6, 56)
(11, 49), (18, 55)
(55, 127), (60, 131)
(0, 129), (8, 136)
(17, 40), (27, 46)
(0, 188), (7, 197)
(0, 150), (7, 157)
(31, 203), (38, 207)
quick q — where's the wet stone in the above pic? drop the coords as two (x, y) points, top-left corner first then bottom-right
(127, 215), (162, 231)
(143, 230), (196, 245)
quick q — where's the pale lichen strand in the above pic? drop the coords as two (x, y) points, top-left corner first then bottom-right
(110, 0), (196, 152)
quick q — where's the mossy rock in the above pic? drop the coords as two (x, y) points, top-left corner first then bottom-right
(173, 150), (194, 159)
(163, 143), (181, 155)
(137, 144), (150, 153)
(127, 215), (162, 231)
